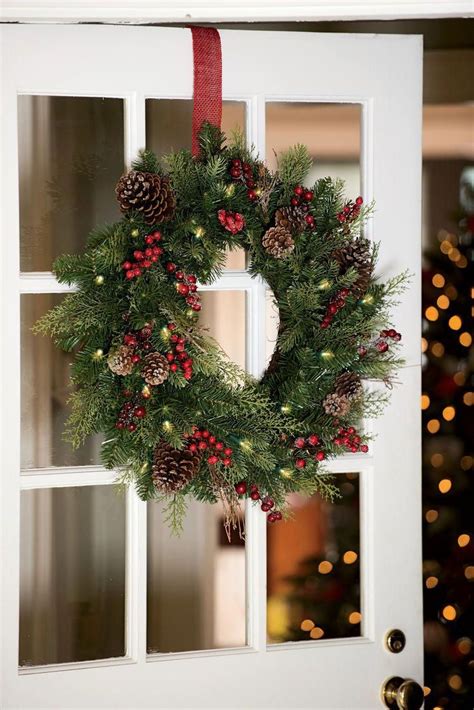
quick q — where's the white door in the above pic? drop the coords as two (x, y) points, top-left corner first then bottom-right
(1, 25), (422, 709)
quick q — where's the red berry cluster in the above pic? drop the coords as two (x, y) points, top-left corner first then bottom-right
(332, 426), (368, 454)
(320, 287), (350, 329)
(185, 428), (233, 466)
(122, 230), (163, 280)
(290, 185), (315, 228)
(166, 322), (193, 380)
(234, 482), (283, 523)
(217, 209), (245, 235)
(122, 322), (155, 365)
(337, 196), (363, 223)
(115, 393), (146, 431)
(228, 158), (257, 201)
(293, 434), (326, 469)
(165, 263), (201, 312)
(358, 328), (402, 357)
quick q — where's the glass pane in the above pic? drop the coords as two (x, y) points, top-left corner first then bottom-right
(147, 289), (247, 652)
(147, 500), (246, 653)
(18, 96), (124, 272)
(266, 102), (361, 194)
(146, 99), (247, 269)
(21, 294), (102, 469)
(267, 473), (361, 644)
(19, 485), (126, 666)
(198, 290), (247, 370)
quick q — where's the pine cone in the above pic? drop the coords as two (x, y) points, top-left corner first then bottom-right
(262, 226), (294, 258)
(141, 352), (169, 386)
(332, 237), (373, 296)
(115, 170), (175, 225)
(152, 441), (201, 493)
(275, 206), (307, 235)
(334, 372), (362, 400)
(323, 392), (351, 417)
(107, 345), (135, 376)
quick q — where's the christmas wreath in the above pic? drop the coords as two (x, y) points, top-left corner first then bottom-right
(35, 124), (407, 532)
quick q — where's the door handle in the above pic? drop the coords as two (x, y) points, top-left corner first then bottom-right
(381, 676), (424, 709)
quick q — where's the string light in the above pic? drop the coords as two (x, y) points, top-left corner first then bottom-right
(343, 551), (358, 564)
(225, 183), (235, 197)
(442, 406), (455, 421)
(131, 228), (140, 238)
(438, 479), (452, 494)
(361, 294), (374, 305)
(425, 306), (439, 322)
(459, 332), (472, 347)
(318, 561), (333, 574)
(318, 279), (332, 290)
(426, 509), (439, 523)
(448, 315), (462, 330)
(279, 468), (292, 479)
(442, 605), (457, 621)
(194, 226), (206, 238)
(280, 403), (292, 414)
(162, 420), (173, 432)
(427, 419), (440, 434)
(239, 439), (252, 452)
(320, 350), (334, 361)
(94, 275), (105, 285)
(92, 349), (104, 360)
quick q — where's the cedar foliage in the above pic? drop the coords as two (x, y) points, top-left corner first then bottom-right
(34, 123), (407, 531)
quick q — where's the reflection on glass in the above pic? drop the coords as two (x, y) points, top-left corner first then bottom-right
(198, 291), (246, 370)
(19, 486), (126, 666)
(147, 500), (246, 653)
(146, 99), (247, 269)
(18, 96), (125, 272)
(267, 474), (361, 643)
(266, 102), (361, 195)
(21, 294), (102, 469)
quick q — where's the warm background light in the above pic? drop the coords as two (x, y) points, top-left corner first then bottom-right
(438, 479), (452, 494)
(318, 561), (333, 574)
(457, 534), (470, 548)
(442, 605), (457, 621)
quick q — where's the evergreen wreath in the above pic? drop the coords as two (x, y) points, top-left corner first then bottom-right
(35, 124), (407, 533)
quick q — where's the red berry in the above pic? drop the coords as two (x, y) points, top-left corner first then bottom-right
(170, 363), (178, 372)
(232, 158), (241, 168)
(222, 457), (232, 466)
(124, 334), (136, 346)
(166, 262), (176, 273)
(305, 214), (315, 225)
(192, 303), (202, 312)
(377, 341), (389, 353)
(145, 235), (154, 245)
(291, 197), (299, 206)
(360, 444), (369, 453)
(387, 329), (397, 338)
(250, 484), (258, 491)
(125, 270), (135, 280)
(347, 427), (355, 435)
(224, 448), (233, 456)
(127, 423), (137, 432)
(175, 271), (184, 281)
(134, 406), (146, 418)
(294, 185), (304, 196)
(187, 274), (197, 284)
(230, 167), (241, 178)
(167, 322), (176, 331)
(320, 320), (330, 329)
(356, 196), (363, 206)
(142, 260), (151, 268)
(178, 283), (190, 296)
(261, 503), (271, 512)
(268, 512), (277, 523)
(247, 190), (257, 201)
(201, 430), (210, 439)
(250, 490), (260, 501)
(131, 354), (141, 363)
(133, 250), (144, 261)
(294, 437), (306, 449)
(198, 441), (208, 451)
(207, 455), (219, 465)
(235, 481), (247, 495)
(183, 370), (192, 380)
(262, 496), (274, 510)
(189, 443), (198, 453)
(274, 511), (282, 521)
(151, 231), (162, 241)
(116, 421), (125, 430)
(304, 190), (314, 202)
(122, 261), (132, 270)
(315, 451), (325, 461)
(133, 268), (141, 277)
(357, 346), (367, 357)
(242, 162), (251, 173)
(183, 359), (193, 369)
(166, 352), (175, 362)
(215, 442), (224, 451)
(295, 458), (306, 469)
(308, 434), (319, 446)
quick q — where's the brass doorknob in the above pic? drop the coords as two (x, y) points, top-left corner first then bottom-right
(382, 676), (424, 709)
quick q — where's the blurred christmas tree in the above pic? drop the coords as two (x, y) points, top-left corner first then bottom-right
(422, 167), (473, 709)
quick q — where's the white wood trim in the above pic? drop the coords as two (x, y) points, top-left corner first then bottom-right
(1, 0), (472, 23)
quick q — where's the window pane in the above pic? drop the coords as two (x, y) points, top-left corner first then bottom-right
(18, 96), (124, 272)
(147, 290), (247, 652)
(267, 473), (361, 643)
(266, 102), (361, 194)
(20, 485), (126, 666)
(147, 501), (246, 653)
(21, 294), (102, 469)
(146, 99), (247, 269)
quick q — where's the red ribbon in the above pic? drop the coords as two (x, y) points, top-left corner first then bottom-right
(191, 27), (222, 157)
